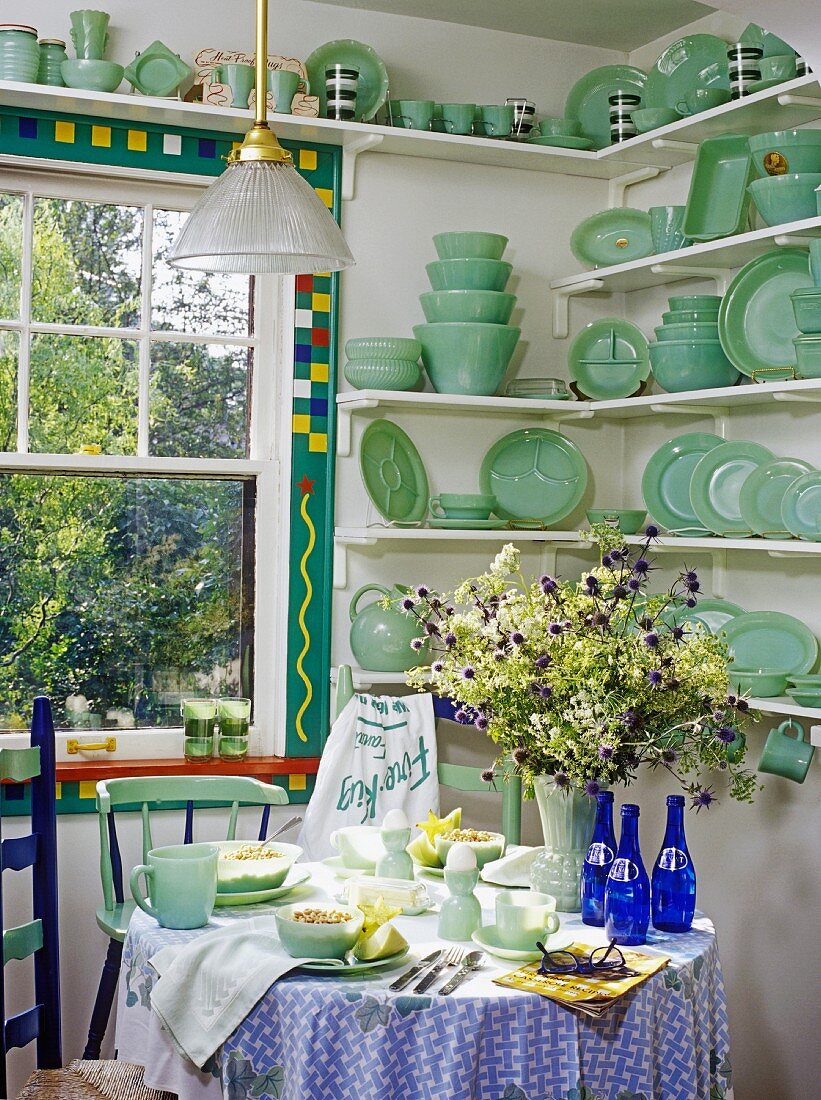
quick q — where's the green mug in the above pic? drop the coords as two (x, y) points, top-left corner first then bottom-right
(130, 843), (219, 929)
(214, 62), (255, 109)
(393, 99), (435, 130)
(440, 103), (476, 135)
(496, 889), (560, 951)
(479, 105), (514, 138)
(758, 719), (815, 783)
(268, 68), (309, 114)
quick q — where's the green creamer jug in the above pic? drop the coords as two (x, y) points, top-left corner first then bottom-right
(349, 583), (430, 672)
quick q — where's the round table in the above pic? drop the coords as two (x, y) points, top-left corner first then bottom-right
(115, 861), (735, 1100)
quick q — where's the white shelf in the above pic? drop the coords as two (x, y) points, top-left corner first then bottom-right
(748, 696), (821, 721)
(336, 391), (587, 416)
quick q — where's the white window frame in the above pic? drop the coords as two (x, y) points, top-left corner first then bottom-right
(0, 158), (295, 760)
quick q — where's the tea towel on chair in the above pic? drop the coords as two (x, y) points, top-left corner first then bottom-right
(298, 691), (438, 861)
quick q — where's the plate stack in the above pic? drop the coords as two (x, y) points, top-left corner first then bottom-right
(414, 232), (520, 396)
(649, 293), (740, 393)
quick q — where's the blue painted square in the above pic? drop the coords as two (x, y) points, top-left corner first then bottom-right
(309, 397), (328, 417)
(295, 344), (311, 363)
(18, 117), (37, 139)
(198, 138), (217, 159)
(4, 783), (25, 801)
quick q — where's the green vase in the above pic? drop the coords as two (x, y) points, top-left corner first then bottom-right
(529, 778), (598, 912)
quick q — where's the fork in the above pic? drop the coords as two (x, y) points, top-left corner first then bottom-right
(413, 946), (465, 994)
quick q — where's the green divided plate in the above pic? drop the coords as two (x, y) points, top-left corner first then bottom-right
(304, 39), (389, 121)
(689, 440), (775, 537)
(682, 135), (754, 242)
(570, 208), (654, 269)
(480, 428), (588, 526)
(739, 457), (815, 538)
(644, 35), (731, 113)
(724, 611), (818, 675)
(641, 432), (723, 535)
(568, 318), (650, 400)
(471, 925), (575, 962)
(214, 866), (311, 907)
(526, 134), (594, 150)
(718, 248), (813, 378)
(359, 419), (429, 523)
(564, 64), (647, 150)
(428, 518), (507, 530)
(667, 598), (747, 634)
(781, 471), (821, 540)
(299, 947), (410, 975)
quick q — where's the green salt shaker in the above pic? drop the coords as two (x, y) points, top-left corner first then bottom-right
(218, 697), (251, 760)
(438, 843), (482, 941)
(376, 808), (414, 880)
(181, 698), (216, 762)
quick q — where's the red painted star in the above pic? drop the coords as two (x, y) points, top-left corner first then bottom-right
(297, 474), (316, 496)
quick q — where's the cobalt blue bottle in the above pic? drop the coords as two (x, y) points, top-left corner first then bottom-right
(581, 791), (617, 926)
(651, 795), (696, 932)
(604, 803), (650, 945)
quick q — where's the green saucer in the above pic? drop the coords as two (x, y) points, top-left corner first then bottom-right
(471, 925), (575, 962)
(214, 866), (311, 907)
(689, 440), (775, 536)
(480, 428), (588, 526)
(527, 134), (594, 150)
(724, 611), (818, 675)
(570, 210), (654, 269)
(299, 947), (410, 975)
(304, 39), (389, 121)
(413, 862), (445, 877)
(359, 419), (429, 524)
(322, 856), (376, 879)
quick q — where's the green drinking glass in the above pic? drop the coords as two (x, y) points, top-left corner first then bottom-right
(218, 697), (251, 760)
(181, 697), (217, 761)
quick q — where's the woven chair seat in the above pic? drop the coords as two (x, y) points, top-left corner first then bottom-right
(17, 1059), (176, 1100)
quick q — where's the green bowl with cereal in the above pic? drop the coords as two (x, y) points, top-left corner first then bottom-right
(214, 840), (302, 894)
(275, 903), (364, 959)
(434, 828), (506, 869)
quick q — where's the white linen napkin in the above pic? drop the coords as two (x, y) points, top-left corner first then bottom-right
(148, 916), (342, 1068)
(480, 844), (543, 887)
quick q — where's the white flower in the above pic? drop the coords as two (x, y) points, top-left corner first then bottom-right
(490, 543), (520, 576)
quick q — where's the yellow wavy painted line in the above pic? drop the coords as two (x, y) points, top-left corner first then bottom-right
(294, 491), (316, 742)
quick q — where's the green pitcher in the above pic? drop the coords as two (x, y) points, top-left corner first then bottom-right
(349, 583), (430, 672)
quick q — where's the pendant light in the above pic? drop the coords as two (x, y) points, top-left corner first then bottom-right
(169, 0), (355, 274)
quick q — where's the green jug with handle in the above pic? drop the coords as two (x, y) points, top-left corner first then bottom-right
(349, 583), (430, 672)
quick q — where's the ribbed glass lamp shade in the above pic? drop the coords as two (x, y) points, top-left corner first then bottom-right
(168, 160), (355, 274)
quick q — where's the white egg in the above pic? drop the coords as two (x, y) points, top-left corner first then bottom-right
(382, 809), (409, 830)
(446, 842), (477, 871)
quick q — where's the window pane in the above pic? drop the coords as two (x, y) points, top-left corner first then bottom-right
(150, 342), (250, 458)
(0, 475), (253, 730)
(0, 192), (24, 319)
(31, 198), (142, 328)
(152, 208), (252, 336)
(0, 329), (18, 451)
(29, 333), (138, 455)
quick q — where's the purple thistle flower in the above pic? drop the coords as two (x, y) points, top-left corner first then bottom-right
(713, 710), (727, 723)
(592, 611), (610, 627)
(735, 698), (750, 713)
(661, 747), (679, 765)
(535, 654), (551, 670)
(685, 597), (697, 609)
(512, 746), (529, 765)
(539, 684), (553, 699)
(481, 769), (495, 783)
(492, 648), (506, 661)
(726, 694), (738, 706)
(612, 584), (628, 600)
(584, 779), (601, 798)
(672, 625), (685, 641)
(692, 787), (717, 812)
(645, 524), (660, 538)
(425, 621), (440, 637)
(648, 669), (663, 687)
(667, 677), (681, 690)
(627, 577), (642, 592)
(549, 622), (563, 636)
(454, 708), (468, 723)
(553, 771), (570, 790)
(625, 752), (640, 768)
(511, 631), (525, 645)
(620, 709), (639, 730)
(716, 726), (737, 744)
(415, 585), (429, 598)
(475, 715), (489, 731)
(598, 743), (614, 761)
(401, 597), (415, 611)
(461, 665), (475, 680)
(444, 632), (457, 648)
(410, 638), (423, 651)
(601, 553), (613, 568)
(445, 606), (455, 616)
(685, 578), (700, 594)
(429, 596), (441, 610)
(644, 631), (659, 649)
(432, 661), (444, 673)
(633, 558), (651, 576)
(585, 575), (599, 593)
(541, 577), (558, 594)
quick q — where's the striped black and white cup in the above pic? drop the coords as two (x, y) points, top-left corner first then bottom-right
(326, 65), (360, 120)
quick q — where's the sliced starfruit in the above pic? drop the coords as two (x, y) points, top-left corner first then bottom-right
(408, 807), (462, 867)
(353, 921), (409, 961)
(357, 896), (402, 939)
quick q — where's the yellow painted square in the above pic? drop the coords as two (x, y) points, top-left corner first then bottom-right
(309, 432), (328, 453)
(315, 188), (334, 209)
(299, 149), (317, 171)
(310, 362), (329, 383)
(79, 781), (97, 800)
(54, 120), (75, 143)
(292, 414), (311, 435)
(127, 129), (147, 152)
(288, 773), (307, 791)
(55, 783), (62, 800)
(312, 293), (331, 312)
(91, 125), (112, 148)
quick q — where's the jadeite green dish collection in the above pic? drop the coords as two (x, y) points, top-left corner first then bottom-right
(688, 440), (775, 536)
(682, 135), (754, 242)
(358, 419), (429, 523)
(791, 287), (821, 334)
(748, 130), (821, 178)
(568, 318), (650, 400)
(0, 25), (40, 82)
(738, 458), (815, 538)
(433, 232), (508, 260)
(275, 903), (364, 960)
(344, 337), (422, 391)
(643, 34), (731, 115)
(729, 668), (789, 697)
(570, 208), (654, 268)
(123, 39), (191, 96)
(668, 598), (746, 634)
(723, 612), (819, 675)
(564, 64), (647, 149)
(630, 107), (678, 133)
(480, 428), (588, 526)
(649, 341), (740, 393)
(419, 290), (516, 325)
(641, 432), (723, 535)
(305, 39), (389, 121)
(61, 58), (123, 92)
(413, 322), (521, 396)
(425, 258), (512, 293)
(794, 335), (821, 377)
(748, 173), (821, 226)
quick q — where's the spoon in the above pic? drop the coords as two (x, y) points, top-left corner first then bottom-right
(259, 814), (303, 849)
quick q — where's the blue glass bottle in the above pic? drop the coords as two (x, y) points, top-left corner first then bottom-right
(581, 791), (617, 926)
(604, 803), (650, 946)
(651, 794), (696, 932)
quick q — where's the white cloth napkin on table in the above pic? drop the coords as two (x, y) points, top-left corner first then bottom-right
(148, 916), (342, 1069)
(480, 844), (543, 887)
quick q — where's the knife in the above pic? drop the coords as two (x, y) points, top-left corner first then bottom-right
(413, 952), (453, 994)
(388, 950), (442, 992)
(439, 951), (484, 995)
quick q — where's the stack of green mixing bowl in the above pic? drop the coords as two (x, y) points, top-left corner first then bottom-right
(343, 338), (422, 391)
(649, 293), (740, 393)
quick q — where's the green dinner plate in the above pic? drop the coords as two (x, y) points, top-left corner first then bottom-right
(428, 517), (508, 529)
(724, 611), (818, 675)
(739, 23), (797, 58)
(359, 419), (429, 523)
(689, 440), (775, 537)
(304, 39), (389, 121)
(564, 64), (647, 150)
(568, 318), (650, 400)
(299, 947), (410, 975)
(471, 925), (576, 962)
(480, 428), (588, 526)
(644, 35), (731, 113)
(214, 866), (311, 907)
(738, 457), (815, 538)
(718, 248), (813, 378)
(781, 471), (821, 540)
(667, 598), (747, 634)
(570, 208), (654, 269)
(641, 432), (723, 535)
(526, 134), (594, 150)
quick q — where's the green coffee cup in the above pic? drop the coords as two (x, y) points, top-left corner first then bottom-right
(268, 68), (309, 114)
(130, 843), (218, 929)
(393, 99), (435, 130)
(496, 889), (560, 951)
(478, 104), (514, 138)
(214, 62), (255, 109)
(758, 719), (815, 783)
(440, 103), (476, 135)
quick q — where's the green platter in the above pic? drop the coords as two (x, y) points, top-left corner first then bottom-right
(568, 318), (650, 400)
(299, 946), (410, 975)
(214, 866), (311, 907)
(718, 248), (813, 378)
(480, 428), (588, 526)
(724, 611), (818, 675)
(644, 35), (731, 113)
(359, 419), (429, 523)
(526, 134), (594, 150)
(667, 598), (747, 634)
(641, 432), (723, 535)
(304, 39), (389, 121)
(570, 208), (654, 269)
(564, 64), (647, 150)
(781, 471), (821, 541)
(739, 457), (815, 538)
(689, 440), (775, 537)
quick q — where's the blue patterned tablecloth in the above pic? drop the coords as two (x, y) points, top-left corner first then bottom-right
(115, 862), (734, 1100)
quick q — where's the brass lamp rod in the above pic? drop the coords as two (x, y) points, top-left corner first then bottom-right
(229, 0), (291, 163)
(254, 0), (268, 128)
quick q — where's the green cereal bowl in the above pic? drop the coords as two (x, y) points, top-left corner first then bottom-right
(419, 289), (516, 325)
(649, 340), (741, 393)
(434, 830), (506, 869)
(667, 294), (722, 311)
(630, 107), (679, 133)
(413, 322), (521, 396)
(793, 334), (821, 377)
(654, 322), (720, 342)
(729, 668), (788, 697)
(275, 903), (364, 959)
(345, 337), (421, 360)
(785, 687), (821, 708)
(586, 508), (647, 533)
(749, 130), (821, 179)
(433, 232), (509, 260)
(61, 58), (124, 92)
(214, 841), (302, 894)
(748, 173), (821, 227)
(426, 258), (513, 292)
(791, 287), (821, 334)
(662, 309), (720, 324)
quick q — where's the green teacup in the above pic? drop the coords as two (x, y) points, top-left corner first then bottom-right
(329, 824), (386, 869)
(130, 843), (218, 929)
(429, 493), (496, 520)
(758, 719), (815, 783)
(268, 68), (309, 113)
(439, 103), (476, 135)
(214, 62), (255, 109)
(759, 54), (797, 82)
(393, 99), (435, 130)
(496, 889), (560, 951)
(537, 117), (580, 137)
(478, 105), (514, 138)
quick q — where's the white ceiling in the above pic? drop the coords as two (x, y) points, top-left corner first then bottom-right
(306, 0), (715, 50)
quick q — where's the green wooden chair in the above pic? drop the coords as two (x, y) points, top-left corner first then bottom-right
(84, 775), (288, 1060)
(334, 665), (522, 844)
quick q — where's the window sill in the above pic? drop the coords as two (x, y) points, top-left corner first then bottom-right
(54, 754), (321, 783)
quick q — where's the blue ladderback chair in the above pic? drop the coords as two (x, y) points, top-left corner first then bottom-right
(0, 696), (61, 1098)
